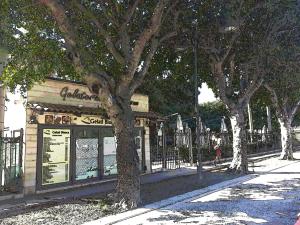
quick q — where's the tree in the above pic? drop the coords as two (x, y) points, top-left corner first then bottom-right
(180, 0), (295, 173)
(263, 5), (300, 159)
(190, 1), (269, 173)
(140, 47), (195, 118)
(1, 0), (182, 208)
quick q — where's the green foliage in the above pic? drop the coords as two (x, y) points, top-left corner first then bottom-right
(0, 1), (180, 94)
(198, 101), (230, 132)
(139, 34), (210, 118)
(248, 89), (280, 131)
(0, 1), (79, 93)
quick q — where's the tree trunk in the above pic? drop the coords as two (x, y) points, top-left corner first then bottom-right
(278, 117), (294, 160)
(229, 111), (248, 173)
(109, 98), (141, 208)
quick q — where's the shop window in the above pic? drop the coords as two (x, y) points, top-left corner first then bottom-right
(75, 128), (99, 180)
(103, 136), (117, 176)
(135, 134), (143, 171)
(42, 129), (70, 185)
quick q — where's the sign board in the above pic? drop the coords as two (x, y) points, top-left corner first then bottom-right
(42, 129), (70, 185)
(28, 79), (149, 112)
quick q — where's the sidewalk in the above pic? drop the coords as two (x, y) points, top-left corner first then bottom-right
(0, 149), (283, 213)
(85, 152), (300, 225)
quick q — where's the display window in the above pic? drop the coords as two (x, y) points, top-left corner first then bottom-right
(74, 128), (99, 180)
(103, 136), (117, 176)
(37, 125), (145, 189)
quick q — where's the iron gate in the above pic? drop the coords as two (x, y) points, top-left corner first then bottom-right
(0, 129), (23, 193)
(151, 127), (192, 172)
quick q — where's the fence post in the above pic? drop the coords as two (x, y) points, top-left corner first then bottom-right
(188, 128), (193, 166)
(162, 124), (167, 169)
(19, 128), (24, 177)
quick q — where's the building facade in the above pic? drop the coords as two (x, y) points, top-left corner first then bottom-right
(20, 78), (155, 195)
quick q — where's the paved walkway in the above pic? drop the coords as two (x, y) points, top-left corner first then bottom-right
(0, 149), (282, 214)
(85, 152), (300, 225)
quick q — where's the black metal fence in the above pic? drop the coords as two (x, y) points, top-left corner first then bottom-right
(0, 129), (24, 193)
(150, 128), (298, 172)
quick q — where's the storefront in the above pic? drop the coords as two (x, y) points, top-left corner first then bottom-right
(23, 78), (157, 195)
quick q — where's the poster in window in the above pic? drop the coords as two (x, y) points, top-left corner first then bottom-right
(103, 137), (117, 176)
(75, 138), (99, 180)
(42, 129), (70, 185)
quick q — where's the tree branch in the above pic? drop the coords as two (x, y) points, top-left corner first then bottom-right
(38, 0), (84, 74)
(264, 83), (286, 119)
(238, 78), (264, 108)
(221, 31), (239, 63)
(212, 62), (236, 111)
(39, 0), (116, 91)
(120, 0), (142, 32)
(290, 99), (300, 119)
(73, 1), (126, 65)
(126, 0), (169, 79)
(129, 38), (160, 94)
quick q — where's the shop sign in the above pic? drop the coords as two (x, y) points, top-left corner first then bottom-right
(60, 86), (100, 102)
(81, 116), (104, 125)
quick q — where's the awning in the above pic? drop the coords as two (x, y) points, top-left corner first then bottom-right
(27, 102), (162, 120)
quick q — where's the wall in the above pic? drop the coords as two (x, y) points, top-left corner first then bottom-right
(24, 108), (38, 195)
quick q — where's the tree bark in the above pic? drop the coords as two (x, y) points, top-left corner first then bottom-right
(109, 97), (141, 208)
(229, 111), (248, 173)
(278, 117), (294, 160)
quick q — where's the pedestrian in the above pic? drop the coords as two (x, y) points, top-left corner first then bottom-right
(295, 213), (300, 225)
(213, 134), (222, 166)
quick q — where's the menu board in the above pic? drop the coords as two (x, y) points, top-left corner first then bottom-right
(42, 129), (70, 185)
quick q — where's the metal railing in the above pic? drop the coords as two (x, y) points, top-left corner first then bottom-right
(151, 129), (287, 171)
(0, 129), (24, 193)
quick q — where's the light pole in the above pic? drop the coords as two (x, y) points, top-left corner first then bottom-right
(193, 24), (202, 181)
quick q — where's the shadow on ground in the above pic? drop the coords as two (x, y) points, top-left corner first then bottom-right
(143, 178), (300, 225)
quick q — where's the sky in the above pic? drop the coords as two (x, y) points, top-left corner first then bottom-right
(199, 83), (218, 104)
(4, 91), (26, 133)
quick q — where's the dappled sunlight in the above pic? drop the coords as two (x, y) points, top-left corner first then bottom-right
(192, 176), (300, 203)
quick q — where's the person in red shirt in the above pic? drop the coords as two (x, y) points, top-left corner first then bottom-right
(213, 134), (222, 166)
